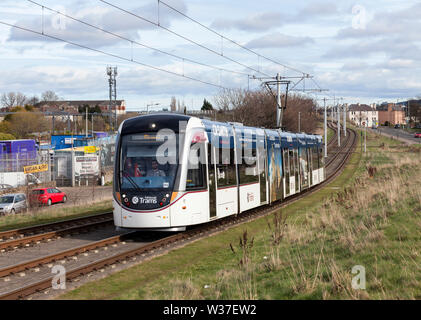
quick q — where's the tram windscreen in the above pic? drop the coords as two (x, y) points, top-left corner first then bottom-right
(119, 132), (179, 191)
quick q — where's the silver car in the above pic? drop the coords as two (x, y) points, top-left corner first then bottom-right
(0, 193), (27, 215)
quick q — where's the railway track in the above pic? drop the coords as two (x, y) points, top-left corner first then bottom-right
(0, 127), (357, 300)
(0, 212), (112, 244)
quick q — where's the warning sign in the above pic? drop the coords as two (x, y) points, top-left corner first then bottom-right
(24, 163), (48, 174)
(84, 146), (97, 153)
(75, 156), (99, 175)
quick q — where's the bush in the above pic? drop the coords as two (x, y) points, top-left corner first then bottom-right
(0, 132), (16, 140)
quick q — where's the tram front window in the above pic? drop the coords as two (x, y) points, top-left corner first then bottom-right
(119, 132), (179, 191)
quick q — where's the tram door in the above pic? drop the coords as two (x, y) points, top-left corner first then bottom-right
(294, 149), (300, 193)
(307, 148), (313, 186)
(282, 148), (290, 197)
(207, 143), (217, 219)
(257, 134), (267, 205)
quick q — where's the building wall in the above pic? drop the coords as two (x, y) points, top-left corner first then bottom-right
(378, 106), (405, 125)
(348, 110), (378, 127)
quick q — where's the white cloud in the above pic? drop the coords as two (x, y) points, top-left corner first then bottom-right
(245, 32), (314, 49)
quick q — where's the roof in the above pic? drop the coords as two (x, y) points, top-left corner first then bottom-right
(376, 105), (404, 112)
(35, 100), (125, 107)
(348, 104), (375, 112)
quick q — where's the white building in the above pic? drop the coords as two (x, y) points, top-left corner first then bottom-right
(348, 104), (379, 127)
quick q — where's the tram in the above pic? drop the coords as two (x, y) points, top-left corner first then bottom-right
(113, 113), (324, 231)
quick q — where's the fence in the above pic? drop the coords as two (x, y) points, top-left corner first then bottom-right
(0, 151), (52, 187)
(0, 135), (117, 188)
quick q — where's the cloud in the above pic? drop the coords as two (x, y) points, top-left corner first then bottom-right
(210, 2), (338, 32)
(7, 0), (187, 48)
(210, 12), (284, 32)
(245, 32), (314, 49)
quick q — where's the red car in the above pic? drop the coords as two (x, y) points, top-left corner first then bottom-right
(30, 188), (67, 206)
(414, 133), (421, 138)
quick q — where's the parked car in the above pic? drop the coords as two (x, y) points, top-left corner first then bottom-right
(414, 133), (421, 138)
(394, 124), (401, 129)
(30, 188), (67, 206)
(0, 193), (27, 215)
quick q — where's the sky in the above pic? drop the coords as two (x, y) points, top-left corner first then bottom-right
(0, 0), (420, 111)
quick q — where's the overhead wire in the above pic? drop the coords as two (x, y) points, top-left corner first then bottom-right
(25, 0), (251, 78)
(159, 0), (309, 76)
(0, 21), (231, 90)
(98, 0), (272, 77)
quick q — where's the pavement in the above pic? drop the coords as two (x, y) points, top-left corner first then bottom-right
(370, 126), (421, 145)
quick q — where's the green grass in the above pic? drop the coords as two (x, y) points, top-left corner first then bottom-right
(0, 201), (112, 232)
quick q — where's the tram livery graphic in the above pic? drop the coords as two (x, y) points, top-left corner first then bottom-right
(113, 114), (324, 231)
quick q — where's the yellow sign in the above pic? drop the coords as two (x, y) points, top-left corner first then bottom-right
(24, 163), (48, 174)
(84, 146), (97, 153)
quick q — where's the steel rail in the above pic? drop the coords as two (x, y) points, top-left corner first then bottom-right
(0, 219), (113, 251)
(0, 212), (112, 241)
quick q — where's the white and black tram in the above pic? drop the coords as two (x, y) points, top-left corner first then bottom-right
(113, 113), (324, 231)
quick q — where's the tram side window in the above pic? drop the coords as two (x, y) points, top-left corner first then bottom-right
(319, 148), (324, 167)
(289, 150), (295, 175)
(216, 148), (236, 187)
(283, 149), (290, 177)
(239, 147), (259, 184)
(186, 144), (206, 190)
(312, 147), (319, 170)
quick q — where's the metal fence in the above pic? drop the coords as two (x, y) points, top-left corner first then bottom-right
(0, 151), (52, 188)
(0, 135), (117, 188)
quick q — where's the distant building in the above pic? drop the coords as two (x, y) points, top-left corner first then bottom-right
(377, 103), (405, 125)
(348, 104), (378, 127)
(35, 100), (126, 119)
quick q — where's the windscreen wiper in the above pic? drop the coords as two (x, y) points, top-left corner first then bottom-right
(121, 171), (143, 193)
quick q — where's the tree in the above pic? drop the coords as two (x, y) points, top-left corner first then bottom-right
(201, 98), (214, 111)
(1, 92), (27, 109)
(4, 106), (25, 122)
(0, 133), (15, 140)
(7, 112), (49, 138)
(27, 95), (40, 106)
(214, 88), (317, 132)
(41, 90), (60, 102)
(24, 104), (34, 112)
(170, 96), (177, 112)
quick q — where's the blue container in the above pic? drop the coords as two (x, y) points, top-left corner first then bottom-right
(51, 135), (91, 150)
(0, 139), (37, 171)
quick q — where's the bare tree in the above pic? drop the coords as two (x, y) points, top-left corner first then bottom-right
(41, 90), (60, 102)
(15, 92), (27, 106)
(1, 92), (16, 108)
(1, 92), (28, 108)
(214, 88), (317, 132)
(170, 96), (176, 112)
(27, 95), (40, 106)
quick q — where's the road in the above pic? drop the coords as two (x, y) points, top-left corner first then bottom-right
(371, 126), (421, 145)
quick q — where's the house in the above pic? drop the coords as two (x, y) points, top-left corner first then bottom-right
(348, 104), (378, 127)
(377, 103), (406, 126)
(35, 100), (126, 121)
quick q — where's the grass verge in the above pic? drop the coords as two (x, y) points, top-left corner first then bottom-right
(0, 200), (112, 232)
